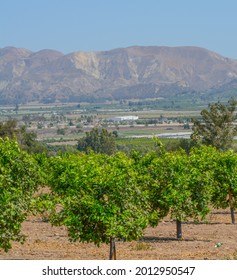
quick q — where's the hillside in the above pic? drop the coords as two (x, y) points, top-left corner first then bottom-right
(1, 46), (237, 104)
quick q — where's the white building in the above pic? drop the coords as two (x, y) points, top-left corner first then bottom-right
(108, 116), (139, 122)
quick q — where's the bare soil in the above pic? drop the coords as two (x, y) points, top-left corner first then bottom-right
(1, 210), (237, 260)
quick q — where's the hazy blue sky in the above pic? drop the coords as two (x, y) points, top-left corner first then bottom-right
(1, 0), (237, 58)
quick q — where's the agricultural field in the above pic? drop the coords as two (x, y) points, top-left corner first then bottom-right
(0, 100), (197, 147)
(8, 99), (237, 155)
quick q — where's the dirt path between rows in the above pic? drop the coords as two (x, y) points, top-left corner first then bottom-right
(1, 210), (237, 260)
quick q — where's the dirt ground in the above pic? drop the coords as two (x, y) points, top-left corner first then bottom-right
(1, 210), (237, 260)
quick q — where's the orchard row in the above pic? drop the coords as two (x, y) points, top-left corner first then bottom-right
(1, 138), (237, 259)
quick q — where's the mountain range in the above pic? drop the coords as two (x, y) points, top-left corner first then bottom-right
(1, 45), (237, 104)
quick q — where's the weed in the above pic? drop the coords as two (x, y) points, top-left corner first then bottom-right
(133, 242), (152, 251)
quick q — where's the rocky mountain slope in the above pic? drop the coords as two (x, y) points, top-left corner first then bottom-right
(1, 46), (237, 104)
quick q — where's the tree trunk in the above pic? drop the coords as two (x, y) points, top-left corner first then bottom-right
(109, 237), (116, 260)
(176, 220), (182, 239)
(230, 207), (235, 224)
(228, 191), (235, 224)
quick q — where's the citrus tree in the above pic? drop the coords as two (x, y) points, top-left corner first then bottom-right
(129, 149), (162, 224)
(211, 149), (237, 224)
(147, 146), (215, 239)
(0, 138), (42, 252)
(146, 150), (187, 238)
(187, 146), (217, 220)
(47, 152), (149, 259)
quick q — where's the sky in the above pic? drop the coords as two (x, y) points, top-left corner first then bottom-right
(1, 0), (237, 58)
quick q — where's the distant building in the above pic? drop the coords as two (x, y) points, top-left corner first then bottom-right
(108, 116), (139, 122)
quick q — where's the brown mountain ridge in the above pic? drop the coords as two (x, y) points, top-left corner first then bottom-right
(1, 46), (237, 104)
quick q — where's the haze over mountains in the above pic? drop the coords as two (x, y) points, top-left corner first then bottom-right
(1, 46), (237, 104)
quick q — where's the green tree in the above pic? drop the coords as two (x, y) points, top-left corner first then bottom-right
(147, 146), (214, 239)
(46, 152), (149, 259)
(131, 149), (166, 226)
(211, 150), (237, 224)
(0, 138), (42, 252)
(148, 151), (190, 238)
(0, 119), (46, 153)
(0, 119), (18, 139)
(77, 128), (116, 155)
(57, 128), (66, 135)
(191, 98), (237, 150)
(17, 126), (46, 154)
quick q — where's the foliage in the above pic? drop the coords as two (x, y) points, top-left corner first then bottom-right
(77, 128), (116, 155)
(46, 152), (149, 259)
(17, 126), (47, 154)
(116, 137), (155, 155)
(116, 137), (197, 155)
(148, 151), (189, 223)
(191, 98), (237, 150)
(164, 138), (196, 154)
(44, 143), (78, 156)
(130, 150), (163, 225)
(0, 119), (18, 139)
(187, 146), (217, 219)
(211, 149), (237, 223)
(0, 119), (46, 154)
(57, 128), (66, 135)
(146, 146), (215, 237)
(0, 138), (42, 252)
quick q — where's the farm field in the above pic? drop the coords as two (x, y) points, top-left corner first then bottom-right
(0, 101), (196, 144)
(1, 210), (237, 260)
